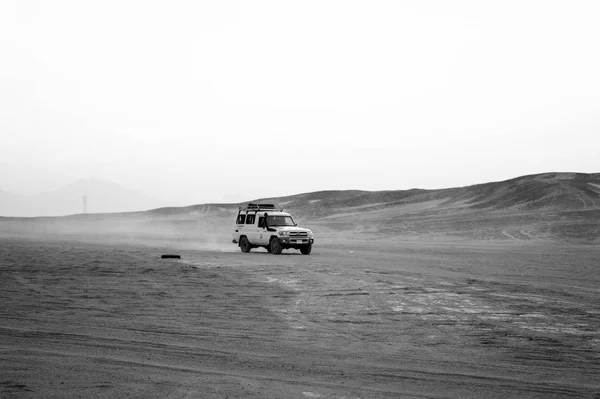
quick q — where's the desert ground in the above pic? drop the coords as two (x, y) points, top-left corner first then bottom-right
(1, 173), (600, 398)
(1, 223), (599, 398)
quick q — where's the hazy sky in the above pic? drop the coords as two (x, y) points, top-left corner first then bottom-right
(1, 1), (599, 205)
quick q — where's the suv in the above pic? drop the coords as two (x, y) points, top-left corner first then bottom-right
(232, 203), (314, 255)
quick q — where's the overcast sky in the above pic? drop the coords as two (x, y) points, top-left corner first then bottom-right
(1, 0), (599, 205)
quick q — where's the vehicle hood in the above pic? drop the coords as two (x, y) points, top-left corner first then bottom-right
(274, 226), (312, 233)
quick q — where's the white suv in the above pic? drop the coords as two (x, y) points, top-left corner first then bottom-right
(232, 203), (314, 255)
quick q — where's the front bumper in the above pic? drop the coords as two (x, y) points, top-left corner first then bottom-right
(280, 238), (314, 245)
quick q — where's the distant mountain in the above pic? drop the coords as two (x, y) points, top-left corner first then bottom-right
(0, 177), (168, 217)
(0, 162), (76, 196)
(0, 189), (31, 217)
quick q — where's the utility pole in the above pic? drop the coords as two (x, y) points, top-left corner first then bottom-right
(83, 194), (87, 214)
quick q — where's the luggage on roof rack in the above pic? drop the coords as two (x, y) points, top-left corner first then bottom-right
(239, 203), (283, 212)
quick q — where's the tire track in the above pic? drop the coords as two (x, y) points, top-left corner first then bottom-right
(502, 230), (521, 240)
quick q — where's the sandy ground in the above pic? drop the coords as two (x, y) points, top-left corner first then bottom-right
(1, 234), (599, 398)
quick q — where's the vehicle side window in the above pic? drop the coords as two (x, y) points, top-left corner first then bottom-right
(246, 214), (256, 225)
(236, 214), (246, 224)
(258, 217), (264, 228)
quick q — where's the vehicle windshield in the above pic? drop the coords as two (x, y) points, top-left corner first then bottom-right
(267, 215), (295, 226)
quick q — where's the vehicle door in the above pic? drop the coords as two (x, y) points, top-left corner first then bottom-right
(234, 213), (246, 242)
(255, 216), (270, 245)
(244, 213), (259, 244)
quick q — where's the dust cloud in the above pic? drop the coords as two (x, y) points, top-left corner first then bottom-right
(0, 214), (237, 253)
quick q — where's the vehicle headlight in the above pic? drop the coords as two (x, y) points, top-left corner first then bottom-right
(278, 231), (290, 236)
(307, 230), (313, 237)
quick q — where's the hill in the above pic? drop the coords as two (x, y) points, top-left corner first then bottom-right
(247, 172), (600, 242)
(251, 172), (600, 216)
(1, 172), (599, 243)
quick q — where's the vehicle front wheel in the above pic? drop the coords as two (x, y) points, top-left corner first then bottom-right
(300, 244), (312, 255)
(269, 237), (283, 254)
(240, 236), (251, 253)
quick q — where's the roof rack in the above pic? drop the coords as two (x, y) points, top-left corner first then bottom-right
(239, 203), (284, 212)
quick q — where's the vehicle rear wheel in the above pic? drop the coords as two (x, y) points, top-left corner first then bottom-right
(300, 244), (312, 255)
(269, 237), (283, 254)
(240, 236), (251, 253)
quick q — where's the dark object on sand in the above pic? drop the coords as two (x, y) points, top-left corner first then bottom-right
(161, 254), (181, 259)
